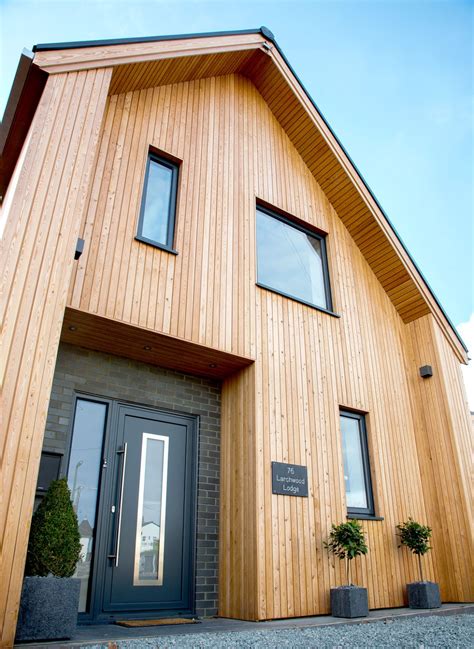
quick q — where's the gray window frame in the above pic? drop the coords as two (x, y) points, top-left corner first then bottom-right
(256, 204), (335, 315)
(135, 151), (179, 253)
(339, 409), (375, 518)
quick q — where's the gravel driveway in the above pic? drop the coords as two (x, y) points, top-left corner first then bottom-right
(95, 614), (473, 648)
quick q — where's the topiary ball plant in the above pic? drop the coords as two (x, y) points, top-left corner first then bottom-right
(26, 478), (81, 578)
(396, 517), (432, 582)
(324, 520), (368, 586)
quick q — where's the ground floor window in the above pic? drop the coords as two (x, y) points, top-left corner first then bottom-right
(339, 409), (375, 517)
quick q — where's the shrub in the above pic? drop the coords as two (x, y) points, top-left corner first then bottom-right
(396, 517), (432, 582)
(324, 520), (368, 585)
(26, 478), (81, 578)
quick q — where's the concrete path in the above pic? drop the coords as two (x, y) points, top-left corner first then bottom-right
(15, 603), (473, 648)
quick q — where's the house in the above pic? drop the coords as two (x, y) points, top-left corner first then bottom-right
(1, 27), (472, 644)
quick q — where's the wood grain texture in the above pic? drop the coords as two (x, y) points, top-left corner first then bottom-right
(61, 307), (253, 379)
(0, 67), (112, 648)
(30, 37), (466, 360)
(220, 365), (258, 620)
(66, 74), (471, 619)
(3, 58), (472, 640)
(404, 315), (474, 602)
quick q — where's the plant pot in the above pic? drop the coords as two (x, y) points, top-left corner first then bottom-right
(15, 576), (80, 642)
(407, 581), (441, 609)
(330, 585), (369, 618)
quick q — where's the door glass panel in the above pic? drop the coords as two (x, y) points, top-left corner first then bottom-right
(67, 399), (107, 612)
(134, 433), (169, 586)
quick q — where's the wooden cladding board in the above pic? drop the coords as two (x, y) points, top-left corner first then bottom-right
(65, 74), (472, 620)
(404, 315), (474, 602)
(242, 51), (431, 325)
(62, 307), (253, 379)
(0, 68), (112, 647)
(220, 365), (258, 620)
(28, 35), (464, 359)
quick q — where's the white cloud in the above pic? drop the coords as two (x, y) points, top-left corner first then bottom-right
(458, 313), (474, 412)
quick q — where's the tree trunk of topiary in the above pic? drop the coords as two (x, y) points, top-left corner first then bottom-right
(418, 554), (424, 582)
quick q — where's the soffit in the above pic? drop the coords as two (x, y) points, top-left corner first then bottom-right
(31, 33), (466, 361)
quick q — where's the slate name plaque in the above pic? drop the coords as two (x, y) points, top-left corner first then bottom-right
(272, 461), (308, 497)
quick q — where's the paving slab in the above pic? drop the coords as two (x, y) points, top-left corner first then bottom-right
(14, 602), (473, 648)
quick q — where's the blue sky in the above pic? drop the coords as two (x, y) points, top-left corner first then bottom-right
(1, 0), (473, 330)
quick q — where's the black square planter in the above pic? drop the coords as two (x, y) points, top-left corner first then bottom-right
(407, 581), (441, 609)
(330, 585), (369, 618)
(15, 576), (80, 642)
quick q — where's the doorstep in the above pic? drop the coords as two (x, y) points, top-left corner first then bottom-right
(14, 603), (474, 648)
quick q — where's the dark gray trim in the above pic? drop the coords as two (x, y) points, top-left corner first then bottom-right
(136, 151), (180, 252)
(68, 393), (199, 623)
(340, 409), (375, 518)
(33, 27), (274, 52)
(347, 514), (384, 521)
(257, 283), (340, 318)
(256, 203), (335, 314)
(65, 393), (111, 623)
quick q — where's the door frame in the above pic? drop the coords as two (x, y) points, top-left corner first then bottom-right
(65, 392), (198, 624)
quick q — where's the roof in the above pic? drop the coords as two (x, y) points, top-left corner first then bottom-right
(0, 27), (467, 361)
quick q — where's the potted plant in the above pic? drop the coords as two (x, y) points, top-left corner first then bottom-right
(324, 520), (369, 618)
(396, 517), (441, 609)
(15, 478), (82, 642)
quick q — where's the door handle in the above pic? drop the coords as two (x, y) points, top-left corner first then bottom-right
(110, 442), (127, 567)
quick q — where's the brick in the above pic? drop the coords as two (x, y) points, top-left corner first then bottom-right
(40, 342), (221, 616)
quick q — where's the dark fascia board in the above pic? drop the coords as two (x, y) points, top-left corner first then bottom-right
(32, 26), (275, 52)
(3, 27), (467, 353)
(0, 49), (48, 201)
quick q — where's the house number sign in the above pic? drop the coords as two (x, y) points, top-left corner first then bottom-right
(271, 461), (308, 497)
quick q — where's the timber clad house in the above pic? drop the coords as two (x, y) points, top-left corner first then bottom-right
(1, 27), (472, 645)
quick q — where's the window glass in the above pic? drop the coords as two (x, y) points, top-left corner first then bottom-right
(67, 399), (107, 612)
(137, 154), (178, 248)
(340, 411), (374, 515)
(134, 434), (168, 586)
(256, 207), (329, 309)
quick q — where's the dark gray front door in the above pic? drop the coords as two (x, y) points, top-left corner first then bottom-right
(101, 405), (195, 616)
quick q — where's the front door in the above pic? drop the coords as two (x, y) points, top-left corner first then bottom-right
(99, 404), (196, 618)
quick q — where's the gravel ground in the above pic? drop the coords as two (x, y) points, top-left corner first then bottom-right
(89, 614), (473, 648)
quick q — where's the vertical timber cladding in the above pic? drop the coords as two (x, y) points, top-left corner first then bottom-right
(65, 74), (472, 619)
(404, 315), (474, 602)
(0, 68), (112, 646)
(42, 343), (221, 617)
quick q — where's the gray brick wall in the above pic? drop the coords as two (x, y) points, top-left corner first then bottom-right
(41, 342), (220, 617)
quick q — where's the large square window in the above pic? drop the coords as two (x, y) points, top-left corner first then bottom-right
(256, 205), (332, 311)
(136, 152), (179, 251)
(340, 410), (375, 517)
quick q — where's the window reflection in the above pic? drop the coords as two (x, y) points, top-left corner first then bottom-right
(67, 399), (107, 612)
(134, 434), (168, 586)
(340, 415), (368, 510)
(141, 159), (173, 245)
(256, 208), (328, 309)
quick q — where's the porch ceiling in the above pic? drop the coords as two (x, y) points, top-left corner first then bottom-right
(61, 307), (254, 380)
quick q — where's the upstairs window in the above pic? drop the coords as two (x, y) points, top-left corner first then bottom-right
(340, 410), (375, 517)
(136, 152), (179, 251)
(256, 205), (332, 312)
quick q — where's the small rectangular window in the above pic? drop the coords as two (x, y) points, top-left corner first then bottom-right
(256, 205), (332, 312)
(136, 152), (179, 251)
(339, 410), (375, 516)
